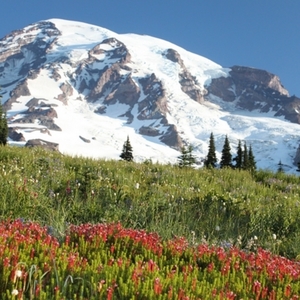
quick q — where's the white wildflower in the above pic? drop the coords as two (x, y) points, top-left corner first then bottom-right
(15, 270), (22, 278)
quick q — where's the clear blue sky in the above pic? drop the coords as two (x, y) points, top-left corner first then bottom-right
(1, 0), (299, 96)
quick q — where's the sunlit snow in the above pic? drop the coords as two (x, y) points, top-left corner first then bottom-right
(1, 19), (300, 174)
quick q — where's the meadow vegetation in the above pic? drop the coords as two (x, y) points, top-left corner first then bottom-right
(1, 145), (300, 298)
(1, 145), (300, 258)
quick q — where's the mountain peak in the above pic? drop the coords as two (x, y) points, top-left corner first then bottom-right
(1, 19), (300, 173)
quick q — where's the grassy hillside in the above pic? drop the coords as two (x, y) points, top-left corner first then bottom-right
(1, 145), (300, 258)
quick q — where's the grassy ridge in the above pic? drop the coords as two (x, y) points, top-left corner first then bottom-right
(1, 145), (300, 258)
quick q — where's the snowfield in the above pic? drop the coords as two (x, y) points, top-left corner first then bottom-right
(1, 19), (300, 174)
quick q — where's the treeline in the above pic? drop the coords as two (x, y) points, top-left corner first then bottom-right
(178, 132), (256, 170)
(120, 133), (256, 170)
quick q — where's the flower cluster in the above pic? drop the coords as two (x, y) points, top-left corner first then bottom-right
(1, 220), (300, 299)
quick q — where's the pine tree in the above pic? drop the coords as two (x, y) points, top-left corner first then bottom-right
(242, 143), (249, 170)
(220, 135), (232, 168)
(204, 132), (217, 168)
(178, 144), (196, 168)
(178, 145), (188, 167)
(187, 145), (196, 166)
(0, 91), (8, 146)
(233, 140), (243, 169)
(277, 160), (284, 173)
(248, 145), (256, 171)
(120, 136), (133, 162)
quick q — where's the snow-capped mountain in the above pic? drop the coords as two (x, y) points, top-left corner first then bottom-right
(1, 19), (300, 173)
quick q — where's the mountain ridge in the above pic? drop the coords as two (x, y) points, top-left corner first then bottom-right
(1, 19), (300, 173)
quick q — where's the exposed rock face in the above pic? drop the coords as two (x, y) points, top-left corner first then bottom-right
(79, 136), (91, 143)
(9, 97), (61, 131)
(57, 83), (73, 104)
(25, 139), (59, 151)
(160, 124), (183, 149)
(138, 73), (168, 119)
(3, 81), (31, 111)
(164, 49), (204, 103)
(207, 66), (300, 124)
(78, 38), (132, 103)
(2, 19), (300, 170)
(8, 128), (25, 142)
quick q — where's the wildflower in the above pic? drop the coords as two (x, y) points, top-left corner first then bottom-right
(135, 182), (140, 189)
(272, 233), (277, 240)
(15, 270), (22, 278)
(11, 289), (18, 296)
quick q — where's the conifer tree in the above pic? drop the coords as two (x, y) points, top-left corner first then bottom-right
(204, 132), (217, 168)
(220, 135), (232, 168)
(242, 143), (249, 170)
(277, 160), (284, 173)
(233, 140), (243, 169)
(0, 91), (8, 146)
(178, 144), (196, 168)
(248, 145), (256, 171)
(120, 136), (133, 162)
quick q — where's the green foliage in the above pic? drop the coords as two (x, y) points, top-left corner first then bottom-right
(220, 135), (232, 168)
(178, 144), (196, 168)
(233, 140), (243, 169)
(204, 132), (217, 168)
(0, 89), (8, 146)
(0, 145), (300, 259)
(234, 140), (256, 171)
(1, 220), (300, 299)
(120, 136), (133, 162)
(248, 144), (256, 171)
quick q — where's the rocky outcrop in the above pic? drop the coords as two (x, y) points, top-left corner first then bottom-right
(105, 75), (140, 105)
(3, 81), (31, 110)
(138, 73), (168, 120)
(207, 66), (300, 124)
(164, 49), (204, 103)
(11, 104), (61, 131)
(88, 38), (131, 64)
(0, 21), (60, 63)
(139, 126), (160, 137)
(8, 128), (25, 142)
(25, 139), (59, 151)
(159, 124), (183, 149)
(78, 37), (132, 103)
(79, 136), (91, 143)
(57, 82), (73, 104)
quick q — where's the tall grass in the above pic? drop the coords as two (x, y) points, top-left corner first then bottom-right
(1, 145), (300, 258)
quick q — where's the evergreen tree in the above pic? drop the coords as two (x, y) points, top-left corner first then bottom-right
(277, 160), (284, 173)
(220, 135), (232, 168)
(178, 144), (196, 168)
(242, 143), (249, 170)
(204, 132), (217, 168)
(233, 140), (243, 169)
(0, 91), (8, 146)
(120, 136), (133, 162)
(248, 145), (256, 171)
